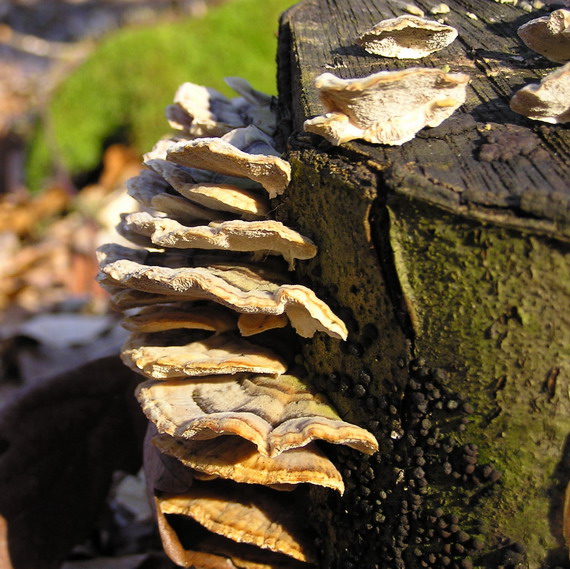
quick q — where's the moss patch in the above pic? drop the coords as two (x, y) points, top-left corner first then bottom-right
(388, 194), (570, 566)
(26, 0), (296, 190)
(278, 146), (570, 568)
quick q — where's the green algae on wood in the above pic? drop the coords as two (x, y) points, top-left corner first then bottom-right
(277, 142), (570, 568)
(275, 150), (410, 420)
(387, 195), (570, 566)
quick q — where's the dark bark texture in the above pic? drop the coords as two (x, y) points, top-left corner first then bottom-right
(274, 1), (570, 568)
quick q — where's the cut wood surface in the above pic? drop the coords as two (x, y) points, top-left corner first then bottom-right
(279, 0), (569, 241)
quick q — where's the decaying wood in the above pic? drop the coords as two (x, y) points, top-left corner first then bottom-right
(276, 0), (570, 568)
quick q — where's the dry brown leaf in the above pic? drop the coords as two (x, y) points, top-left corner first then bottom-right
(0, 356), (146, 569)
(137, 374), (378, 457)
(0, 186), (69, 237)
(153, 435), (345, 493)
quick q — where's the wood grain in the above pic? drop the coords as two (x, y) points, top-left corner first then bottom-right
(278, 0), (570, 241)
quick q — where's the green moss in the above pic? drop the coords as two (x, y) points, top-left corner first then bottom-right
(388, 195), (570, 565)
(277, 141), (570, 567)
(26, 0), (297, 190)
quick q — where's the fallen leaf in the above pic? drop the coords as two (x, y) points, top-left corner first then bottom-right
(0, 356), (146, 569)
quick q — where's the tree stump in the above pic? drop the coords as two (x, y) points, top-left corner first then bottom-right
(274, 0), (570, 567)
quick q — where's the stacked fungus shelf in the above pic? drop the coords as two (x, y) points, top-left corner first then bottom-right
(275, 0), (570, 568)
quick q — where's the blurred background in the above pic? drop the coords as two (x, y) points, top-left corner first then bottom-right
(0, 0), (295, 394)
(0, 4), (295, 565)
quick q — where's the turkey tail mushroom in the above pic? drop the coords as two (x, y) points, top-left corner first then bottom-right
(356, 15), (458, 59)
(98, 76), (378, 568)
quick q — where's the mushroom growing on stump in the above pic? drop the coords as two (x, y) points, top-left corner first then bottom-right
(153, 436), (346, 493)
(97, 76), (378, 568)
(136, 374), (379, 457)
(356, 15), (458, 58)
(166, 77), (276, 138)
(119, 212), (318, 268)
(166, 126), (291, 198)
(510, 61), (570, 123)
(303, 68), (469, 145)
(145, 158), (271, 220)
(517, 8), (570, 63)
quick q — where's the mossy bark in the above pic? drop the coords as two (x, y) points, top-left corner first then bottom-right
(276, 1), (570, 565)
(276, 144), (570, 569)
(388, 195), (570, 567)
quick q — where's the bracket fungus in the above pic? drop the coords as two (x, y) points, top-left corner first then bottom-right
(121, 304), (238, 334)
(166, 82), (244, 137)
(126, 170), (225, 224)
(356, 14), (458, 58)
(153, 497), (312, 569)
(153, 436), (345, 493)
(120, 212), (317, 268)
(98, 76), (378, 568)
(145, 158), (270, 220)
(137, 374), (379, 457)
(166, 77), (276, 138)
(166, 126), (291, 198)
(98, 257), (348, 339)
(517, 9), (570, 63)
(304, 68), (469, 145)
(122, 332), (288, 379)
(157, 482), (316, 563)
(510, 61), (570, 123)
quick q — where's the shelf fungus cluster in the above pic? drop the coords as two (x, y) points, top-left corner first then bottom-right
(511, 9), (570, 123)
(97, 78), (378, 569)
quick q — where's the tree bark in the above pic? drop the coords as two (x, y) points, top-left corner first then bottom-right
(275, 1), (570, 568)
